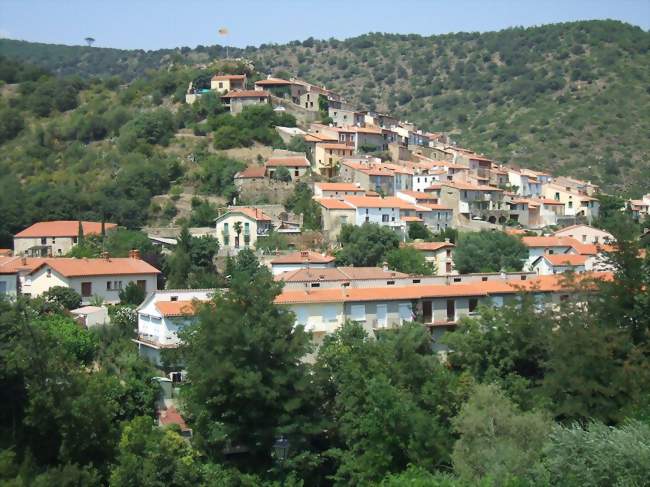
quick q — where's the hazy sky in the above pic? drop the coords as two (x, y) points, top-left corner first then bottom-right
(1, 0), (648, 50)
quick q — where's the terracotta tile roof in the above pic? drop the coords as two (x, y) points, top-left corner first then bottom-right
(155, 300), (203, 317)
(235, 166), (266, 179)
(0, 249), (12, 257)
(254, 77), (292, 85)
(316, 198), (355, 210)
(441, 181), (503, 191)
(401, 216), (423, 222)
(15, 221), (117, 238)
(506, 229), (528, 235)
(271, 251), (335, 265)
(420, 203), (453, 210)
(275, 266), (409, 284)
(0, 256), (49, 273)
(410, 242), (455, 251)
(275, 273), (612, 305)
(212, 74), (246, 81)
(223, 207), (272, 221)
(31, 257), (161, 278)
(221, 90), (270, 99)
(158, 406), (190, 431)
(266, 155), (310, 167)
(319, 143), (354, 150)
(521, 236), (577, 248)
(541, 254), (589, 266)
(314, 182), (363, 192)
(305, 133), (337, 143)
(397, 190), (438, 201)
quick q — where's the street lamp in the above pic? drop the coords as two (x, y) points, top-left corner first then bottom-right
(273, 436), (289, 461)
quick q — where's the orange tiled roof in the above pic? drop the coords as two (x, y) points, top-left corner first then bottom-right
(316, 198), (355, 210)
(319, 143), (354, 150)
(225, 207), (272, 221)
(275, 272), (612, 305)
(15, 221), (117, 238)
(0, 249), (12, 257)
(343, 195), (415, 209)
(271, 251), (335, 265)
(222, 90), (270, 98)
(32, 257), (161, 278)
(155, 300), (202, 317)
(315, 182), (363, 192)
(401, 216), (423, 222)
(254, 77), (292, 85)
(212, 74), (246, 81)
(235, 166), (266, 179)
(397, 190), (438, 201)
(266, 156), (310, 167)
(410, 242), (455, 251)
(541, 254), (589, 266)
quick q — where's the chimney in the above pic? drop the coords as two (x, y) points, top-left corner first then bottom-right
(300, 250), (309, 258)
(382, 261), (389, 272)
(21, 256), (27, 266)
(130, 249), (141, 260)
(101, 251), (110, 260)
(444, 238), (450, 243)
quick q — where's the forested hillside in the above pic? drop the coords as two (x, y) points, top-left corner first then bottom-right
(2, 20), (649, 194)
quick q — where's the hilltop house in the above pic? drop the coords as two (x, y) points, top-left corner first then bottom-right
(628, 194), (650, 221)
(221, 90), (270, 114)
(136, 289), (215, 365)
(265, 155), (310, 180)
(14, 220), (117, 257)
(210, 74), (246, 94)
(542, 183), (599, 223)
(428, 182), (508, 226)
(408, 241), (456, 275)
(215, 207), (273, 252)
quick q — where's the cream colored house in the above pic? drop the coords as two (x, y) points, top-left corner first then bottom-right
(24, 254), (160, 304)
(409, 241), (456, 275)
(215, 207), (273, 251)
(210, 74), (246, 94)
(313, 182), (365, 199)
(314, 143), (354, 177)
(542, 184), (599, 222)
(14, 221), (117, 257)
(221, 90), (271, 114)
(316, 198), (355, 242)
(553, 224), (614, 245)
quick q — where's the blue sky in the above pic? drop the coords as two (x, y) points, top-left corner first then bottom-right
(1, 0), (648, 50)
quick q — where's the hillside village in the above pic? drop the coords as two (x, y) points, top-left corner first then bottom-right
(2, 68), (648, 358)
(2, 12), (650, 485)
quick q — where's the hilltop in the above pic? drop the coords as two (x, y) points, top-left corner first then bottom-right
(2, 20), (650, 193)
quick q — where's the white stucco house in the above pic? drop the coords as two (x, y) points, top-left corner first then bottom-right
(552, 224), (614, 245)
(135, 289), (216, 365)
(531, 254), (590, 275)
(0, 267), (18, 300)
(215, 207), (273, 252)
(18, 253), (160, 304)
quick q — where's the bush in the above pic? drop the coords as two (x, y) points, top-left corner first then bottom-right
(119, 282), (146, 306)
(42, 286), (82, 310)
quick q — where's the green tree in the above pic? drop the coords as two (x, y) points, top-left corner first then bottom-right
(453, 231), (527, 273)
(385, 246), (436, 275)
(452, 384), (551, 484)
(182, 251), (313, 470)
(537, 420), (650, 486)
(36, 314), (98, 364)
(335, 223), (400, 267)
(314, 322), (463, 484)
(119, 282), (146, 306)
(408, 221), (433, 241)
(284, 182), (321, 230)
(109, 416), (203, 487)
(272, 166), (292, 182)
(0, 107), (25, 144)
(42, 286), (82, 310)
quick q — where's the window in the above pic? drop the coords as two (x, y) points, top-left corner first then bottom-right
(482, 276), (488, 282)
(412, 279), (421, 284)
(376, 304), (388, 327)
(446, 249), (452, 257)
(310, 283), (320, 288)
(0, 282), (6, 295)
(294, 170), (299, 177)
(350, 304), (365, 322)
(446, 299), (455, 322)
(52, 238), (56, 244)
(46, 269), (51, 278)
(469, 298), (479, 313)
(106, 281), (111, 290)
(81, 282), (92, 297)
(218, 82), (223, 88)
(170, 296), (178, 301)
(382, 214), (390, 222)
(41, 237), (47, 245)
(453, 277), (462, 282)
(520, 275), (527, 280)
(365, 216), (370, 223)
(387, 280), (395, 286)
(73, 237), (78, 244)
(399, 303), (412, 322)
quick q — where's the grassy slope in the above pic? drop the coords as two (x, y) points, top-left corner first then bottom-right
(1, 20), (649, 195)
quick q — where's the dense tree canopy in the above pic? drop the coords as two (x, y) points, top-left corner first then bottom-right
(453, 231), (527, 273)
